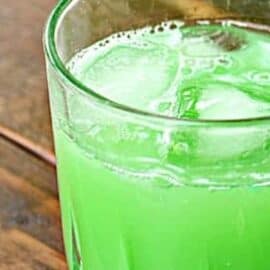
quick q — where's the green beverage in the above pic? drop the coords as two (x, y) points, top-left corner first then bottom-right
(53, 20), (270, 270)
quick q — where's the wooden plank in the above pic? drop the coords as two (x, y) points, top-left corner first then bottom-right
(0, 0), (67, 267)
(0, 167), (59, 216)
(0, 169), (62, 252)
(0, 137), (66, 269)
(0, 1), (66, 268)
(0, 125), (56, 166)
(0, 229), (66, 270)
(8, 229), (67, 270)
(0, 136), (57, 196)
(0, 0), (56, 151)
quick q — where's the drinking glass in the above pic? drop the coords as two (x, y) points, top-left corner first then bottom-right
(44, 1), (270, 269)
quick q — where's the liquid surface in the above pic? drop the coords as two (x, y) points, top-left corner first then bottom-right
(51, 20), (270, 270)
(69, 20), (270, 120)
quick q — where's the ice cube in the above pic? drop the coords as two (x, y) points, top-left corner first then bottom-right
(178, 80), (270, 120)
(171, 80), (270, 162)
(75, 41), (179, 112)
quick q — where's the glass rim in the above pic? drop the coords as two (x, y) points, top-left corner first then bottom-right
(44, 0), (270, 126)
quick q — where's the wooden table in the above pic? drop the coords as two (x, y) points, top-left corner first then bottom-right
(0, 0), (67, 269)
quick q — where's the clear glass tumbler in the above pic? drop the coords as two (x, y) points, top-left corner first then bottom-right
(44, 1), (270, 269)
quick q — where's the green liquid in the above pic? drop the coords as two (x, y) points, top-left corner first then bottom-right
(54, 20), (270, 269)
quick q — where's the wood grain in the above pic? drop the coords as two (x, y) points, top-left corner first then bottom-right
(0, 138), (66, 269)
(0, 135), (58, 196)
(0, 0), (56, 151)
(0, 229), (66, 270)
(0, 125), (56, 166)
(0, 0), (67, 267)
